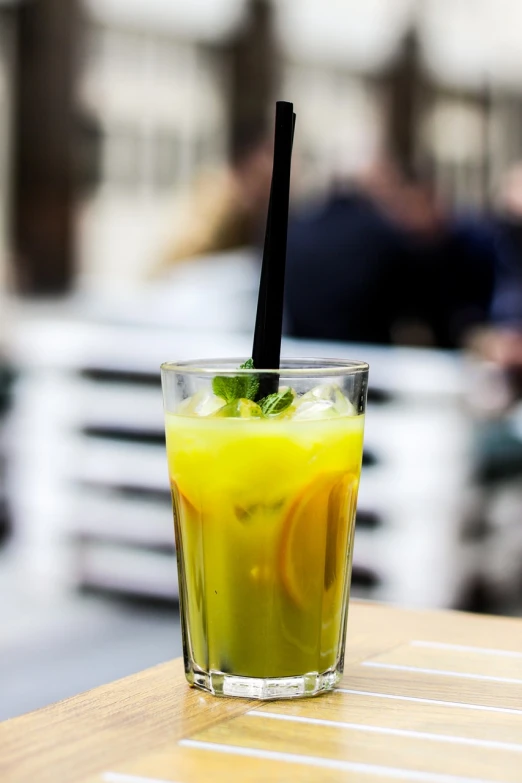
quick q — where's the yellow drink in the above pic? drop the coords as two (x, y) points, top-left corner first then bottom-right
(165, 411), (364, 681)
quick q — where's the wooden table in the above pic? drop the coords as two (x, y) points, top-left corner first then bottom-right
(2, 601), (522, 783)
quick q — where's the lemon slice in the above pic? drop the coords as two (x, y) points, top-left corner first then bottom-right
(214, 398), (263, 418)
(279, 472), (356, 608)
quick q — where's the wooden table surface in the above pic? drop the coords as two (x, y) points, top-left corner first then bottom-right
(2, 601), (522, 783)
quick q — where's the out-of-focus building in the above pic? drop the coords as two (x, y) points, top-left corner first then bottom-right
(3, 0), (522, 292)
(73, 0), (522, 291)
(0, 4), (14, 305)
(77, 1), (238, 291)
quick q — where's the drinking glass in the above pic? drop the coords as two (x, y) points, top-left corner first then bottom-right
(161, 358), (368, 699)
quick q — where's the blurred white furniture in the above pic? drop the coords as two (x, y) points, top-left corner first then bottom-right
(6, 299), (479, 609)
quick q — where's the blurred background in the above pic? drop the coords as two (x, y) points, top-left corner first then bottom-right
(2, 0), (522, 720)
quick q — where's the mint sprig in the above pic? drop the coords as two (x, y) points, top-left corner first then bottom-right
(240, 358), (260, 401)
(212, 360), (293, 416)
(212, 359), (259, 403)
(259, 388), (294, 416)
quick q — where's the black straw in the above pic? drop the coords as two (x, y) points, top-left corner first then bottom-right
(252, 102), (295, 397)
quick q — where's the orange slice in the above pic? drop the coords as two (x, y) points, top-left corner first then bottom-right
(324, 473), (358, 591)
(279, 472), (356, 608)
(171, 481), (200, 523)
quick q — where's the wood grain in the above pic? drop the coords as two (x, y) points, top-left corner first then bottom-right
(86, 744), (422, 783)
(344, 601), (522, 655)
(0, 660), (253, 783)
(341, 664), (522, 710)
(255, 689), (522, 744)
(2, 601), (522, 783)
(190, 713), (522, 782)
(85, 744), (405, 783)
(366, 641), (522, 680)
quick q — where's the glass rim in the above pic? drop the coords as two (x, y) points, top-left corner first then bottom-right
(160, 357), (369, 376)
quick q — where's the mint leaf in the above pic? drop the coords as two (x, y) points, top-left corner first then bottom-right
(212, 375), (236, 402)
(212, 366), (294, 415)
(240, 359), (259, 401)
(212, 359), (258, 402)
(259, 388), (294, 416)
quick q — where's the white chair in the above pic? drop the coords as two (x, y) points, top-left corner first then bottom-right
(6, 310), (479, 609)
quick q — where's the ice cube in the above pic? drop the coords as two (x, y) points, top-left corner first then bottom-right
(178, 390), (225, 416)
(291, 399), (338, 420)
(296, 383), (355, 416)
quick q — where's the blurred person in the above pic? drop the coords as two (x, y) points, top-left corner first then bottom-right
(284, 159), (495, 348)
(480, 163), (522, 400)
(469, 165), (522, 387)
(284, 159), (409, 345)
(155, 125), (272, 273)
(461, 168), (522, 579)
(491, 163), (522, 333)
(461, 168), (522, 612)
(393, 177), (495, 349)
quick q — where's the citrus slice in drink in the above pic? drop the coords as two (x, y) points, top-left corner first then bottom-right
(279, 472), (354, 608)
(171, 481), (199, 520)
(324, 473), (358, 590)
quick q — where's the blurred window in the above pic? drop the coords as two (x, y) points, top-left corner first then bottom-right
(103, 126), (142, 188)
(152, 130), (181, 190)
(102, 28), (146, 76)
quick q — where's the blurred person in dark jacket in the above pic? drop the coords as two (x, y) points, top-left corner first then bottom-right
(397, 183), (495, 350)
(471, 164), (522, 401)
(491, 164), (522, 335)
(464, 166), (522, 539)
(284, 160), (495, 348)
(284, 165), (406, 345)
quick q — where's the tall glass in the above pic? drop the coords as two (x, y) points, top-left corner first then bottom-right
(161, 358), (368, 699)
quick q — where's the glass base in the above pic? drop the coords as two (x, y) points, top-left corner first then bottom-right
(186, 663), (342, 700)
